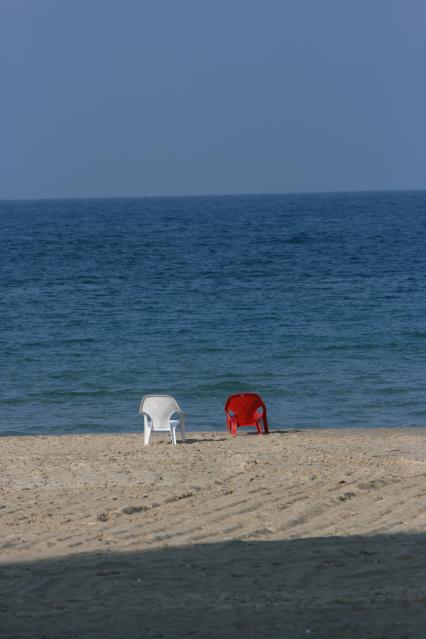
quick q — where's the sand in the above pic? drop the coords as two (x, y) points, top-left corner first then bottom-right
(1, 429), (426, 638)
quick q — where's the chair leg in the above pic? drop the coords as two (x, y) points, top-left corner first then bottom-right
(263, 416), (269, 434)
(229, 415), (238, 437)
(226, 414), (232, 434)
(144, 424), (152, 446)
(170, 426), (177, 445)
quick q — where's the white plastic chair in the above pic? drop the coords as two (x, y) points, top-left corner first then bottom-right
(138, 395), (185, 445)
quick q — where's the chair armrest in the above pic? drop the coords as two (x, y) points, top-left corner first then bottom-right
(168, 411), (185, 421)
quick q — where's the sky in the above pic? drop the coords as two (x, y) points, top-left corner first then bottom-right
(0, 0), (425, 199)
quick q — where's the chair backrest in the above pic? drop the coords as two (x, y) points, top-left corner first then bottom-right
(224, 393), (265, 425)
(139, 395), (181, 430)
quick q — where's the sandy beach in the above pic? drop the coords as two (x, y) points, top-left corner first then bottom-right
(1, 429), (426, 638)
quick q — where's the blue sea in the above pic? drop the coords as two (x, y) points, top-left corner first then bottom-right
(1, 191), (426, 434)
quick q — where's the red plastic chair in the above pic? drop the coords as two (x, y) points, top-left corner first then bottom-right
(224, 393), (269, 437)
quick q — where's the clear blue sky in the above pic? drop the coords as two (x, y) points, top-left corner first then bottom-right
(1, 0), (425, 199)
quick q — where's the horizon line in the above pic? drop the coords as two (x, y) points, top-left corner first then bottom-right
(0, 187), (425, 204)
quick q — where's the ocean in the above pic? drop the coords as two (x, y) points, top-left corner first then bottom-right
(1, 191), (426, 434)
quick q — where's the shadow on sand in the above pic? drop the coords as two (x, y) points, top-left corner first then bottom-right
(183, 430), (298, 443)
(1, 533), (425, 638)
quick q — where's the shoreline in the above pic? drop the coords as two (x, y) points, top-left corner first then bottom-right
(2, 424), (425, 438)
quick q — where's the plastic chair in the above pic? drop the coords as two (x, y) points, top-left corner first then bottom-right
(224, 393), (269, 437)
(138, 395), (185, 445)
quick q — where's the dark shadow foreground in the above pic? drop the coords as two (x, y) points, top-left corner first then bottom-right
(1, 534), (426, 638)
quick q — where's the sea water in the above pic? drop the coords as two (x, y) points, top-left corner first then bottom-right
(1, 191), (426, 434)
